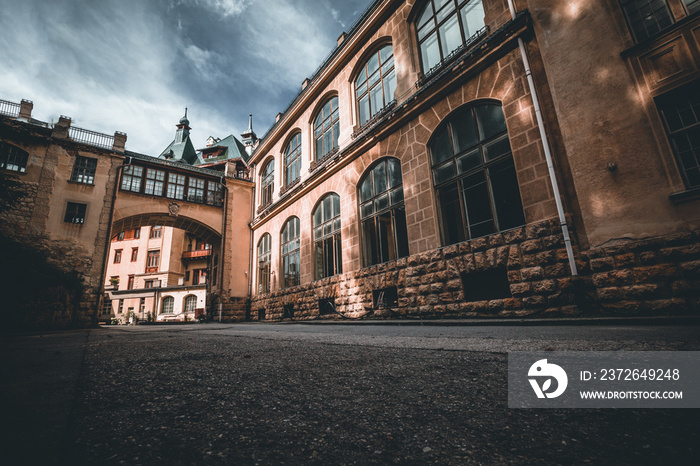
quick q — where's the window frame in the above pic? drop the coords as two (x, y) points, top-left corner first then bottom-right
(161, 296), (174, 314)
(429, 100), (525, 246)
(280, 217), (301, 289)
(358, 157), (410, 267)
(354, 44), (397, 126)
(64, 202), (87, 225)
(619, 0), (676, 43)
(114, 249), (122, 264)
(70, 156), (98, 185)
(184, 295), (197, 313)
(313, 96), (340, 161)
(260, 158), (275, 207)
(146, 250), (160, 273)
(312, 193), (343, 280)
(257, 233), (272, 294)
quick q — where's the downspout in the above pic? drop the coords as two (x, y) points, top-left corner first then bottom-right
(219, 177), (228, 317)
(248, 168), (256, 299)
(506, 0), (578, 276)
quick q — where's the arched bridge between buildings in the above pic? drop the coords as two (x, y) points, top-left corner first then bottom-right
(111, 154), (227, 243)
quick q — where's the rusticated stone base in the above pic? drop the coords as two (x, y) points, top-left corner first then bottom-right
(249, 220), (699, 321)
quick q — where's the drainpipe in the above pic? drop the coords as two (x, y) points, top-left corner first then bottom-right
(219, 177), (228, 318)
(506, 0), (577, 276)
(248, 168), (256, 298)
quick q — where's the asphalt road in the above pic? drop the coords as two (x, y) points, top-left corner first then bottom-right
(1, 322), (698, 465)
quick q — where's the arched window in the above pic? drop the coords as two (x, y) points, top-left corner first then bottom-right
(314, 96), (340, 161)
(281, 217), (300, 288)
(260, 159), (275, 206)
(257, 233), (272, 294)
(313, 193), (342, 280)
(416, 0), (486, 73)
(284, 133), (302, 186)
(184, 295), (197, 313)
(355, 45), (396, 126)
(161, 296), (174, 314)
(430, 101), (525, 245)
(359, 158), (410, 266)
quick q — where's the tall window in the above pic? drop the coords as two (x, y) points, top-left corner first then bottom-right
(314, 97), (340, 161)
(121, 165), (143, 192)
(257, 233), (271, 294)
(127, 275), (134, 290)
(656, 80), (700, 188)
(161, 296), (174, 314)
(430, 102), (525, 245)
(114, 249), (122, 263)
(313, 193), (342, 280)
(284, 133), (302, 186)
(620, 0), (674, 42)
(146, 250), (160, 272)
(207, 181), (223, 206)
(131, 248), (138, 262)
(359, 158), (410, 266)
(150, 226), (162, 238)
(193, 269), (207, 285)
(184, 295), (197, 313)
(167, 173), (186, 199)
(355, 45), (396, 126)
(281, 217), (300, 288)
(144, 168), (165, 196)
(188, 177), (205, 202)
(64, 202), (87, 224)
(261, 159), (274, 206)
(416, 0), (485, 73)
(0, 142), (28, 173)
(70, 156), (97, 184)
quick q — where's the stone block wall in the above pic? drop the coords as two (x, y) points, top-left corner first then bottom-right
(249, 219), (699, 321)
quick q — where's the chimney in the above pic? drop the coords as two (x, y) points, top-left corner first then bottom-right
(19, 99), (33, 121)
(337, 32), (347, 47)
(276, 112), (283, 123)
(113, 131), (127, 152)
(302, 78), (310, 90)
(52, 115), (72, 139)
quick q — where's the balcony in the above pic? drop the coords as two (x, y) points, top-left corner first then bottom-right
(182, 249), (212, 261)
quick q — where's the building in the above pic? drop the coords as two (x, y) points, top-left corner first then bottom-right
(245, 0), (699, 320)
(102, 226), (211, 323)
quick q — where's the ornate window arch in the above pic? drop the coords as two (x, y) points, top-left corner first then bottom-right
(414, 0), (486, 73)
(260, 157), (275, 207)
(430, 100), (525, 245)
(283, 132), (302, 186)
(358, 158), (410, 266)
(354, 43), (396, 126)
(161, 296), (174, 314)
(257, 233), (272, 294)
(280, 216), (301, 288)
(313, 96), (340, 161)
(312, 193), (342, 280)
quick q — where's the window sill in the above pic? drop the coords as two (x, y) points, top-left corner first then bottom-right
(669, 187), (700, 204)
(67, 180), (95, 186)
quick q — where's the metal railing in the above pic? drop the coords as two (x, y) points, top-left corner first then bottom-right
(0, 99), (21, 118)
(69, 125), (115, 150)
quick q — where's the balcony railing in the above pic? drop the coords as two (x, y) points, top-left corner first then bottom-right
(0, 99), (21, 118)
(69, 125), (115, 150)
(182, 249), (212, 260)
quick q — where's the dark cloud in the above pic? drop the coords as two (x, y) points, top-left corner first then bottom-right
(0, 0), (372, 154)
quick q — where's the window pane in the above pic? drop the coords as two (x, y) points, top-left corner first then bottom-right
(375, 193), (389, 212)
(360, 176), (373, 203)
(430, 126), (453, 165)
(362, 218), (378, 266)
(434, 161), (456, 185)
(379, 45), (393, 63)
(417, 2), (434, 29)
(420, 32), (441, 71)
(373, 162), (388, 194)
(394, 206), (410, 259)
(476, 104), (508, 140)
(484, 136), (512, 161)
(332, 193), (341, 217)
(462, 172), (495, 238)
(460, 0), (486, 39)
(383, 70), (397, 104)
(438, 183), (465, 245)
(458, 148), (482, 173)
(451, 108), (478, 153)
(370, 83), (384, 117)
(359, 95), (370, 125)
(377, 210), (395, 263)
(439, 14), (462, 58)
(323, 195), (332, 222)
(489, 159), (525, 231)
(367, 53), (380, 76)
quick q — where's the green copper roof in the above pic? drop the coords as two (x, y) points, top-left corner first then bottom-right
(195, 133), (250, 165)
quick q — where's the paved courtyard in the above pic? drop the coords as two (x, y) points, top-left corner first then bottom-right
(2, 322), (698, 465)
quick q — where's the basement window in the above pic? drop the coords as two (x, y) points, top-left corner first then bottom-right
(258, 308), (266, 321)
(283, 304), (294, 319)
(373, 286), (398, 309)
(461, 268), (511, 301)
(319, 298), (336, 316)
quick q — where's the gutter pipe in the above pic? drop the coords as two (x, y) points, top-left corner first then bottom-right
(506, 0), (578, 275)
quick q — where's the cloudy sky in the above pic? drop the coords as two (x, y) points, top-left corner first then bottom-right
(0, 0), (372, 155)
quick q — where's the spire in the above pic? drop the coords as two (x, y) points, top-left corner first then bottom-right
(179, 108), (190, 127)
(241, 113), (258, 157)
(246, 114), (253, 133)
